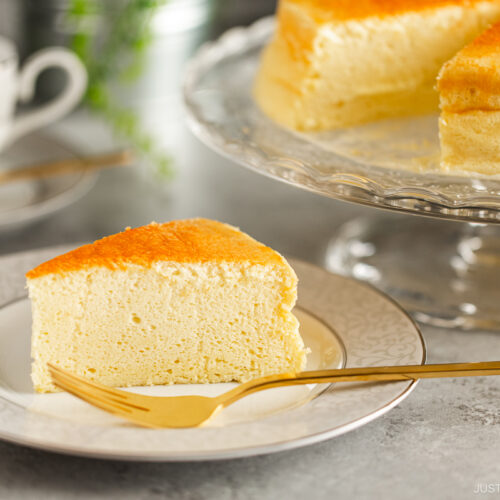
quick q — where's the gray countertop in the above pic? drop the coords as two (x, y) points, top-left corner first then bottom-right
(1, 113), (499, 500)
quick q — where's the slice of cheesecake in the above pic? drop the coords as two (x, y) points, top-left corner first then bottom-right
(254, 0), (500, 131)
(27, 219), (307, 393)
(438, 21), (500, 175)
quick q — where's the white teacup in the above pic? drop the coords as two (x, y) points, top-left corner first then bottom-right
(0, 36), (87, 150)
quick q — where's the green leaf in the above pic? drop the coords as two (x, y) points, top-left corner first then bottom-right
(67, 0), (174, 179)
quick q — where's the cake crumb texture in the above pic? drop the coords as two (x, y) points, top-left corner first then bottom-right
(27, 219), (307, 393)
(438, 21), (500, 111)
(438, 21), (500, 173)
(254, 0), (500, 130)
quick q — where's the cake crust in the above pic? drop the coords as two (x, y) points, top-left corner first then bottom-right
(27, 219), (284, 279)
(287, 0), (497, 21)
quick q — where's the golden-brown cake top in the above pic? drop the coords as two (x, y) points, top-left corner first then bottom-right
(26, 219), (285, 279)
(438, 21), (500, 111)
(457, 19), (500, 56)
(284, 0), (497, 22)
(275, 0), (500, 63)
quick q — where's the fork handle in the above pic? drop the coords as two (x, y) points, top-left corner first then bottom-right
(221, 361), (500, 404)
(0, 150), (132, 184)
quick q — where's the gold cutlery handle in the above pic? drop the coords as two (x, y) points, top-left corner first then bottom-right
(0, 150), (133, 184)
(222, 361), (500, 404)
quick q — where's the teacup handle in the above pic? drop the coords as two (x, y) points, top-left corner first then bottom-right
(7, 47), (87, 145)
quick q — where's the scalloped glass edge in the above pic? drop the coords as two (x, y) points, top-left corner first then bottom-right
(184, 17), (500, 223)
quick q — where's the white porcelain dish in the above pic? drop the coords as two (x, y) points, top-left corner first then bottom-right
(0, 247), (424, 461)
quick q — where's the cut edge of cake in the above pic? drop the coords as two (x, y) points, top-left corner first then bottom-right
(437, 21), (500, 175)
(254, 0), (500, 131)
(28, 219), (308, 393)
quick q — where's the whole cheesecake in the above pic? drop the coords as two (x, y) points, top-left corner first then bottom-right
(254, 0), (500, 131)
(27, 219), (307, 393)
(438, 21), (500, 175)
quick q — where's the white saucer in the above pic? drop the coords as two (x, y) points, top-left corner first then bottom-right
(0, 247), (425, 461)
(0, 133), (96, 231)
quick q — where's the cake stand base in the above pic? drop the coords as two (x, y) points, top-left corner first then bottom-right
(326, 215), (500, 331)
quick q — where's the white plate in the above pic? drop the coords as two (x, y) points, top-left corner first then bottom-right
(0, 247), (425, 461)
(0, 133), (96, 231)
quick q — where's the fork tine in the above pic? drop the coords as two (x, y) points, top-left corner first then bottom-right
(47, 363), (148, 410)
(50, 371), (148, 413)
(47, 364), (220, 428)
(50, 375), (136, 418)
(48, 363), (129, 399)
(48, 364), (149, 412)
(50, 373), (164, 429)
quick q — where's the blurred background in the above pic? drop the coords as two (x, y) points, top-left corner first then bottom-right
(0, 0), (360, 257)
(0, 0), (368, 283)
(0, 0), (475, 327)
(0, 0), (363, 269)
(9, 0), (278, 177)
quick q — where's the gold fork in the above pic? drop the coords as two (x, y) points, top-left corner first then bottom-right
(47, 361), (500, 428)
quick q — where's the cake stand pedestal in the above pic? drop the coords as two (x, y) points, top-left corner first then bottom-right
(326, 215), (500, 330)
(184, 16), (500, 331)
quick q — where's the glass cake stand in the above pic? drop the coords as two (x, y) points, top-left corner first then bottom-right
(184, 17), (500, 331)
